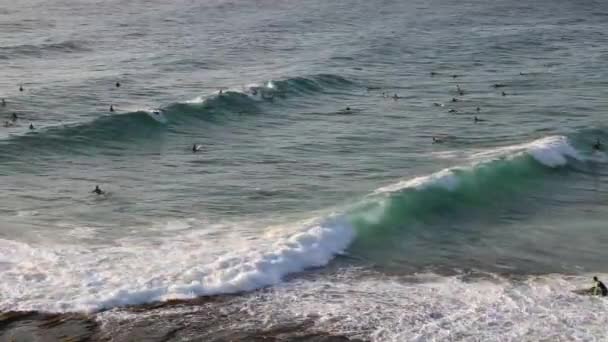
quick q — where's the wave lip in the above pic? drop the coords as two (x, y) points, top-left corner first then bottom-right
(471, 135), (582, 167)
(376, 136), (581, 196)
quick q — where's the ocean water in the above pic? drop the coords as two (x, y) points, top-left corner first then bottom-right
(1, 0), (608, 340)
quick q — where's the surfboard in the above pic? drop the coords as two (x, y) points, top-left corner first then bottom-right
(572, 288), (596, 296)
(147, 109), (168, 124)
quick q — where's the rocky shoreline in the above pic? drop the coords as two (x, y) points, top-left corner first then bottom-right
(0, 295), (366, 342)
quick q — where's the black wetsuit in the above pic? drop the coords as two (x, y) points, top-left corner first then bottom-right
(596, 280), (608, 296)
(593, 141), (602, 151)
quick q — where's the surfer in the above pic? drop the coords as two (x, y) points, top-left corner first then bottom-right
(92, 185), (104, 195)
(456, 84), (463, 94)
(502, 91), (507, 96)
(593, 139), (602, 151)
(474, 116), (485, 123)
(1, 98), (5, 107)
(430, 71), (437, 76)
(11, 113), (18, 121)
(592, 276), (607, 296)
(448, 109), (457, 113)
(110, 105), (114, 112)
(29, 123), (34, 130)
(116, 82), (121, 88)
(476, 107), (481, 112)
(451, 98), (458, 102)
(346, 107), (351, 111)
(19, 85), (23, 92)
(219, 89), (223, 95)
(432, 137), (443, 144)
(393, 94), (399, 100)
(192, 144), (202, 153)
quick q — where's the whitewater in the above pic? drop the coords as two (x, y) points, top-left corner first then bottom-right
(0, 135), (594, 314)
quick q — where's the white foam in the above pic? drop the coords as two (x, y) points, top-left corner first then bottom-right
(16, 210), (39, 217)
(471, 135), (582, 167)
(376, 136), (581, 195)
(66, 226), (98, 239)
(375, 168), (461, 194)
(185, 95), (205, 104)
(0, 216), (355, 313)
(241, 271), (608, 341)
(164, 219), (193, 231)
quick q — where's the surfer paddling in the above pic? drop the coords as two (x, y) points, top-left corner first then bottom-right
(192, 144), (203, 153)
(92, 185), (104, 195)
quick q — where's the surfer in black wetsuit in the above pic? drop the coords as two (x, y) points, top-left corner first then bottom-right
(1, 99), (5, 107)
(19, 85), (24, 92)
(593, 139), (602, 151)
(116, 82), (121, 88)
(92, 185), (104, 195)
(11, 113), (17, 121)
(29, 123), (34, 130)
(592, 276), (607, 296)
(192, 144), (198, 153)
(110, 105), (114, 112)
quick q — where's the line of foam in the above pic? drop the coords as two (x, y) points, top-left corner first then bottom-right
(0, 216), (355, 313)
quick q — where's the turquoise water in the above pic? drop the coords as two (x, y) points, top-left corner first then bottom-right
(2, 0), (608, 339)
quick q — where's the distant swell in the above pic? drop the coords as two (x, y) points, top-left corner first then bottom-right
(0, 73), (354, 158)
(0, 40), (89, 59)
